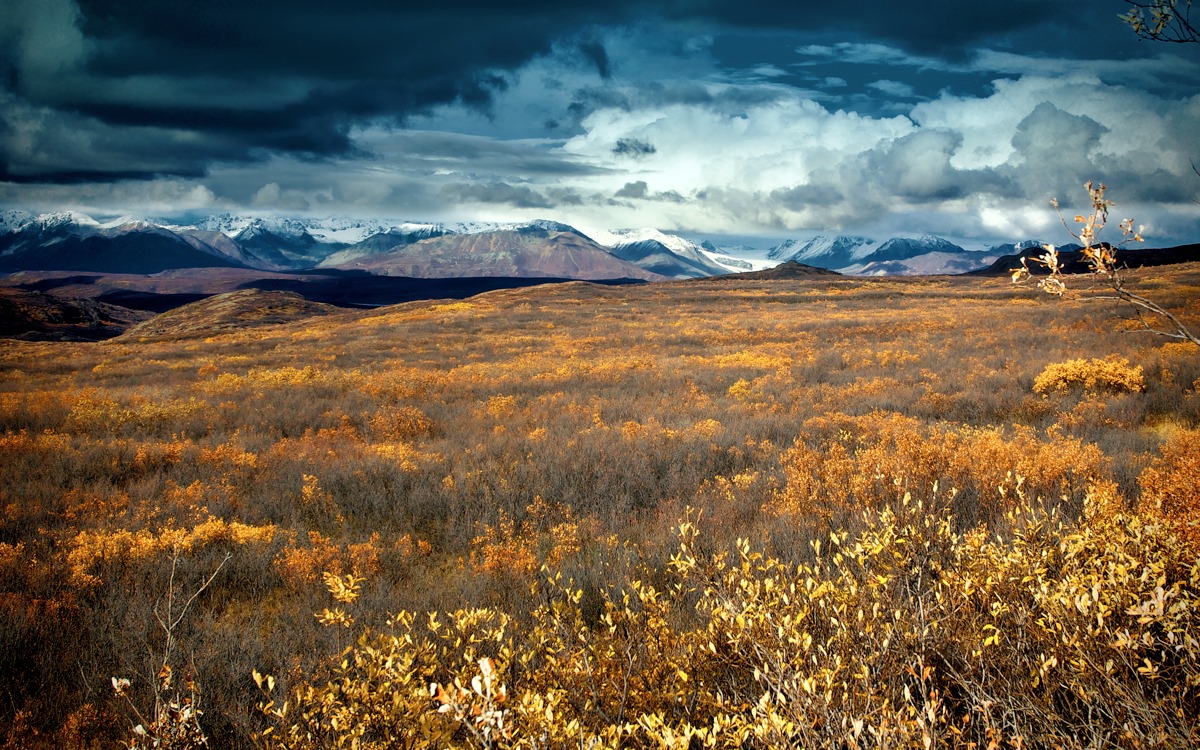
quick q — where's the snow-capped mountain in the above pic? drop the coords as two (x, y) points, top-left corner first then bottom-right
(697, 241), (774, 272)
(608, 239), (729, 279)
(25, 211), (102, 233)
(768, 235), (877, 269)
(595, 228), (701, 255)
(0, 212), (246, 274)
(328, 225), (664, 281)
(867, 235), (965, 263)
(599, 228), (733, 278)
(318, 225), (451, 268)
(592, 228), (779, 276)
(185, 215), (421, 246)
(0, 209), (1096, 280)
(508, 219), (586, 236)
(767, 234), (1002, 275)
(844, 251), (1002, 277)
(983, 239), (1049, 256)
(228, 220), (333, 270)
(0, 210), (35, 234)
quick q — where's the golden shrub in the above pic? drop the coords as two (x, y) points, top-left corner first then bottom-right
(66, 393), (208, 435)
(66, 517), (275, 587)
(1033, 356), (1146, 395)
(367, 405), (436, 441)
(260, 496), (1200, 750)
(273, 531), (345, 589)
(368, 441), (442, 473)
(196, 439), (258, 470)
(769, 411), (1110, 526)
(1139, 427), (1200, 550)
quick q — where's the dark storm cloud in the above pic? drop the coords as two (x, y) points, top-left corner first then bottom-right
(615, 181), (649, 199)
(2, 0), (640, 181)
(770, 184), (845, 209)
(579, 40), (612, 80)
(0, 0), (1104, 183)
(612, 138), (657, 158)
(441, 181), (555, 209)
(682, 0), (1113, 57)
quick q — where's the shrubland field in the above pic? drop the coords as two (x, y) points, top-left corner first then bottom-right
(2, 267), (1199, 748)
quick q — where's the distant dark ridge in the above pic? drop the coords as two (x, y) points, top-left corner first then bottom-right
(16, 274), (104, 292)
(0, 287), (151, 341)
(239, 274), (647, 308)
(0, 232), (247, 274)
(974, 243), (1200, 276)
(95, 290), (209, 313)
(695, 260), (841, 281)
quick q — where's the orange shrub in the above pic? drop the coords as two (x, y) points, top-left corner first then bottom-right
(1139, 427), (1200, 550)
(768, 411), (1111, 526)
(1033, 356), (1146, 395)
(273, 531), (345, 589)
(366, 405), (436, 441)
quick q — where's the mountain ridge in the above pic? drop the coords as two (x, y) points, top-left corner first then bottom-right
(2, 210), (1197, 281)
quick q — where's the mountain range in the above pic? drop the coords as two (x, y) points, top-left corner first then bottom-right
(765, 233), (1011, 276)
(2, 210), (1196, 283)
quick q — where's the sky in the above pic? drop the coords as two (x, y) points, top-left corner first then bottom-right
(1, 0), (1199, 249)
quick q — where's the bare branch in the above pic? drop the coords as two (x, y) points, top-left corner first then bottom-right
(1013, 180), (1200, 350)
(1122, 0), (1200, 44)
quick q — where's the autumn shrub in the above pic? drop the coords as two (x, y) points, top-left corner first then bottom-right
(257, 491), (1200, 750)
(1138, 426), (1200, 551)
(366, 404), (437, 441)
(1033, 356), (1146, 395)
(3, 267), (1198, 746)
(766, 410), (1110, 530)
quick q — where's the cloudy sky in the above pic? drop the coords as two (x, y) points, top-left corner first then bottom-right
(2, 0), (1199, 248)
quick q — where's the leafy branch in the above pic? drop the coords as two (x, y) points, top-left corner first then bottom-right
(1121, 0), (1199, 43)
(1012, 180), (1200, 348)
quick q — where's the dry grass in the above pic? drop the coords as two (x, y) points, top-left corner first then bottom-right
(1, 266), (1198, 747)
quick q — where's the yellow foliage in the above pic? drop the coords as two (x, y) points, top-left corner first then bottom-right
(483, 394), (518, 420)
(275, 531), (343, 589)
(1033, 356), (1146, 395)
(368, 441), (442, 473)
(196, 439), (258, 470)
(367, 405), (436, 441)
(67, 393), (207, 434)
(1139, 427), (1200, 551)
(470, 496), (594, 578)
(767, 411), (1110, 524)
(66, 517), (275, 587)
(261, 497), (1200, 750)
(687, 418), (724, 440)
(199, 365), (358, 395)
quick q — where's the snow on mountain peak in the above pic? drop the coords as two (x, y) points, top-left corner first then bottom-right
(34, 211), (101, 231)
(99, 216), (164, 233)
(769, 235), (876, 265)
(592, 227), (702, 256)
(985, 239), (1047, 254)
(871, 235), (964, 261)
(0, 209), (34, 234)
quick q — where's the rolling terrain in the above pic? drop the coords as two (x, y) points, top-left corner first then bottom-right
(2, 264), (1199, 747)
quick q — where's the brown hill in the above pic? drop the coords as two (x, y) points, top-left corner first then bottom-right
(119, 288), (343, 341)
(0, 286), (151, 341)
(697, 259), (841, 280)
(333, 228), (665, 281)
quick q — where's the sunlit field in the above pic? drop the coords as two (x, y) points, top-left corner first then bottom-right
(3, 267), (1199, 748)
